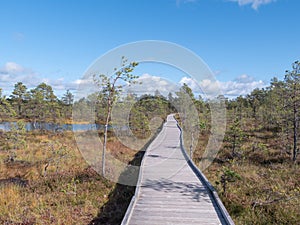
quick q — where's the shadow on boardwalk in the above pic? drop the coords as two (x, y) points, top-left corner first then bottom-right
(143, 178), (211, 203)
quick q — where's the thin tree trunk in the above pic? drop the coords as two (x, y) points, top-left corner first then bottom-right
(293, 102), (298, 161)
(102, 124), (108, 176)
(232, 134), (236, 155)
(18, 101), (21, 117)
(102, 103), (111, 176)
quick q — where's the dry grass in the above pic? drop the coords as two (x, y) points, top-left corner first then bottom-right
(0, 131), (137, 225)
(193, 122), (300, 224)
(205, 162), (300, 224)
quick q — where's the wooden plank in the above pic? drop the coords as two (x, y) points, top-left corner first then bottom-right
(122, 115), (230, 225)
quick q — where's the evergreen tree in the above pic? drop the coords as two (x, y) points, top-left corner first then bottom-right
(284, 61), (300, 161)
(0, 88), (16, 120)
(61, 89), (74, 120)
(10, 82), (27, 117)
(225, 118), (245, 156)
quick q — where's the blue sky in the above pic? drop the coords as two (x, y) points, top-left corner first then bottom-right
(0, 0), (299, 98)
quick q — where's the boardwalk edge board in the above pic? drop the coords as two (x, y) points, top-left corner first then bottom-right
(121, 122), (167, 225)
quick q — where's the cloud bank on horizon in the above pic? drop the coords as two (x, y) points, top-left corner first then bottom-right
(0, 62), (78, 96)
(0, 61), (266, 99)
(131, 73), (266, 99)
(179, 75), (266, 98)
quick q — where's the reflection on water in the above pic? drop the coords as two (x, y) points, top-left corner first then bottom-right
(0, 122), (123, 132)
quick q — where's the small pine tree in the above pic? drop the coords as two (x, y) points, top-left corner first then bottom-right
(6, 121), (27, 162)
(225, 118), (245, 156)
(218, 167), (241, 195)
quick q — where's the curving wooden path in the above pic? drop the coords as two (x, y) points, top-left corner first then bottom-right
(122, 115), (234, 225)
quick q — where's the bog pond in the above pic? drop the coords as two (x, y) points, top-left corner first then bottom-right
(0, 122), (121, 132)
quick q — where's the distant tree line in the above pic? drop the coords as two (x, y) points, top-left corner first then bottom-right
(0, 82), (74, 124)
(1, 60), (299, 163)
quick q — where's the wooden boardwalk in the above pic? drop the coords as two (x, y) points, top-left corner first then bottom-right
(122, 115), (234, 225)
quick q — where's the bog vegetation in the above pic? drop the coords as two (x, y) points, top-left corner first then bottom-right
(0, 60), (299, 224)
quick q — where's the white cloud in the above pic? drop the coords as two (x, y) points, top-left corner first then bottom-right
(234, 74), (255, 83)
(73, 78), (93, 86)
(229, 0), (276, 10)
(0, 62), (78, 97)
(0, 74), (12, 82)
(0, 62), (42, 90)
(179, 75), (266, 98)
(3, 62), (24, 73)
(126, 73), (180, 96)
(179, 77), (201, 91)
(70, 77), (97, 99)
(221, 79), (265, 96)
